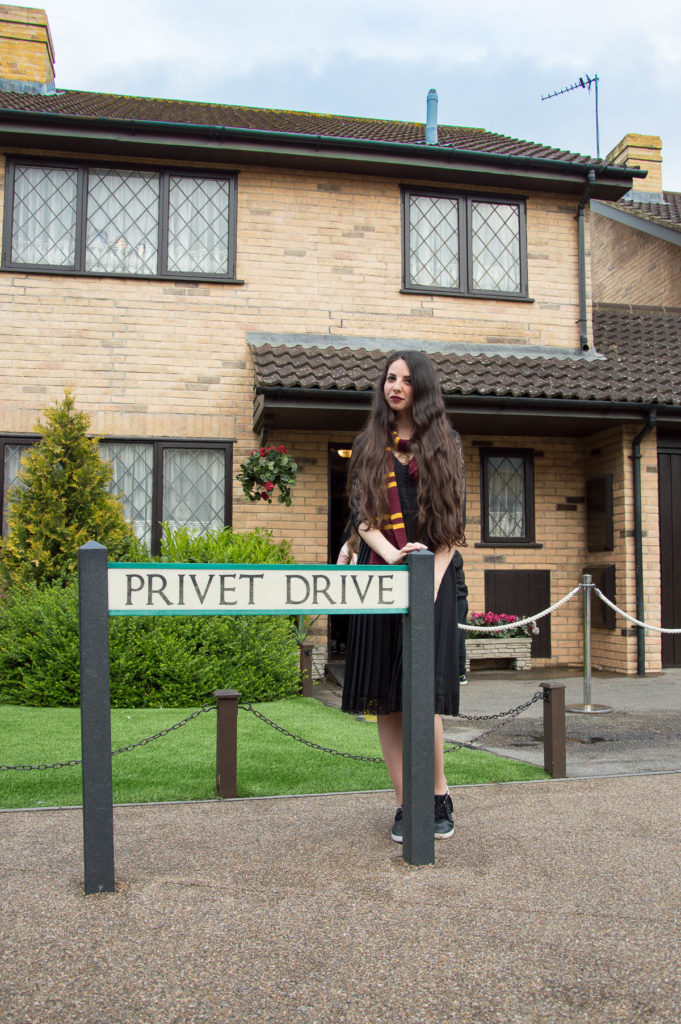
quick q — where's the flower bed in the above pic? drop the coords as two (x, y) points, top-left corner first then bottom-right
(464, 612), (538, 673)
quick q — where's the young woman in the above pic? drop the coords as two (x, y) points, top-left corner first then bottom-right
(342, 351), (466, 842)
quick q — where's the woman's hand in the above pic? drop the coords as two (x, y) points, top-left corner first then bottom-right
(388, 541), (428, 565)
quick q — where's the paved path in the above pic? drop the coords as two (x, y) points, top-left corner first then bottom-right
(2, 775), (680, 1023)
(2, 667), (680, 1023)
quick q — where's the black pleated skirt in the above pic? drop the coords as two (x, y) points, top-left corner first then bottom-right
(341, 541), (460, 717)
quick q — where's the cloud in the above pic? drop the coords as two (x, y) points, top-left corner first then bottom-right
(48, 0), (681, 93)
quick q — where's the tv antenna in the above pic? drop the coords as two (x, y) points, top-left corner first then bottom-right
(542, 74), (600, 159)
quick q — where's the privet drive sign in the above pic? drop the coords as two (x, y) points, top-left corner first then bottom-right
(108, 563), (409, 616)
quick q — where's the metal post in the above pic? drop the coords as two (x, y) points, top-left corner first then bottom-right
(541, 682), (566, 778)
(567, 574), (612, 714)
(402, 550), (435, 866)
(214, 689), (240, 798)
(78, 542), (115, 894)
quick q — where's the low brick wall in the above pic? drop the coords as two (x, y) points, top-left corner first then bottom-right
(465, 636), (532, 672)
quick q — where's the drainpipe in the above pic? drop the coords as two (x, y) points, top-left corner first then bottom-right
(577, 169), (596, 350)
(426, 89), (438, 145)
(632, 407), (657, 675)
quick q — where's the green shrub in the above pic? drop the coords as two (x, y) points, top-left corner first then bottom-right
(157, 523), (293, 564)
(0, 581), (300, 707)
(0, 391), (140, 590)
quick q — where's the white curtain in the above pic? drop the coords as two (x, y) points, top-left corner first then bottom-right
(409, 194), (459, 290)
(86, 170), (159, 276)
(471, 201), (520, 292)
(162, 448), (225, 535)
(11, 165), (77, 266)
(100, 442), (154, 547)
(167, 177), (230, 275)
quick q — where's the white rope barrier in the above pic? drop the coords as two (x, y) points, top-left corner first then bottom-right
(460, 584), (582, 633)
(592, 586), (681, 634)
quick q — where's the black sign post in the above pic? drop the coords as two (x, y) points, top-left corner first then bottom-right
(402, 550), (435, 866)
(78, 542), (115, 894)
(77, 546), (435, 889)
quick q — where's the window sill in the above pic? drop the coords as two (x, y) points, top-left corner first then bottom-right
(400, 287), (533, 303)
(474, 542), (543, 549)
(0, 265), (244, 285)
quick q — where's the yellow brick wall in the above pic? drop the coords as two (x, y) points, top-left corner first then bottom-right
(0, 5), (54, 86)
(591, 213), (681, 306)
(582, 426), (661, 674)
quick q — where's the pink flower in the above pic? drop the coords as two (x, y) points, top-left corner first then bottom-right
(277, 445), (287, 454)
(260, 447), (267, 456)
(264, 481), (275, 491)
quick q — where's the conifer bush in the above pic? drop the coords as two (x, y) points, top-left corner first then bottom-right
(0, 391), (140, 589)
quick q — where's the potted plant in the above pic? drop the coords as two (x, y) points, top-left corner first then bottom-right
(464, 612), (539, 672)
(237, 445), (298, 505)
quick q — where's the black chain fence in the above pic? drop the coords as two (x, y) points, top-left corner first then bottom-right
(0, 703), (217, 772)
(0, 691), (547, 773)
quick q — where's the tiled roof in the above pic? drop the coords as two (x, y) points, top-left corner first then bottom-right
(250, 303), (681, 407)
(0, 88), (601, 164)
(612, 190), (681, 234)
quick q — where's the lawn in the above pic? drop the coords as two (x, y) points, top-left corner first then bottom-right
(0, 698), (547, 809)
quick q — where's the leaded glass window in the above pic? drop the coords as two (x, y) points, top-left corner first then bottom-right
(482, 450), (535, 544)
(98, 439), (232, 554)
(471, 201), (521, 292)
(10, 165), (77, 267)
(403, 187), (526, 298)
(162, 447), (226, 535)
(2, 443), (31, 534)
(100, 442), (154, 548)
(408, 194), (459, 289)
(86, 170), (159, 276)
(3, 160), (237, 281)
(168, 177), (230, 275)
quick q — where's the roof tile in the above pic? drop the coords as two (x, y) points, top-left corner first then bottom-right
(250, 304), (681, 407)
(0, 88), (599, 164)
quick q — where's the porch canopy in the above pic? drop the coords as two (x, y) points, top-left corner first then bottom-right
(249, 304), (681, 438)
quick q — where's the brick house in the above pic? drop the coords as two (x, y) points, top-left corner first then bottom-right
(590, 133), (681, 670)
(1, 5), (679, 675)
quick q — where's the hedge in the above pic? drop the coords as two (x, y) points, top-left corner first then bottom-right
(0, 580), (300, 707)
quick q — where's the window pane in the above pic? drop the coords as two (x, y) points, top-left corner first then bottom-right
(408, 194), (459, 289)
(11, 165), (77, 266)
(86, 169), (159, 275)
(162, 448), (225, 535)
(2, 443), (31, 534)
(168, 177), (230, 275)
(471, 201), (520, 292)
(487, 455), (526, 538)
(100, 442), (154, 548)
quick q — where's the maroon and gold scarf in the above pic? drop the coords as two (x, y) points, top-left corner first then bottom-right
(368, 433), (418, 565)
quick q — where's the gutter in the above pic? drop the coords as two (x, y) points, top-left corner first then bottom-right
(577, 170), (596, 350)
(632, 407), (657, 675)
(0, 106), (644, 193)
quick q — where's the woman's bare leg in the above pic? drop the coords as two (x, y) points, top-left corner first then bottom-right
(434, 714), (449, 795)
(378, 712), (449, 804)
(377, 712), (404, 803)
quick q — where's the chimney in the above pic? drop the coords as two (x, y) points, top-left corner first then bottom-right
(606, 133), (663, 196)
(0, 4), (55, 94)
(426, 89), (438, 145)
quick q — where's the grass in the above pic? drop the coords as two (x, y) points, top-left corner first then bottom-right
(0, 698), (547, 809)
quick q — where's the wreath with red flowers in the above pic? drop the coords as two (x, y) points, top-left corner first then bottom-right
(237, 445), (298, 505)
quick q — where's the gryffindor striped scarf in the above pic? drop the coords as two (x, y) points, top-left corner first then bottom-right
(368, 433), (418, 565)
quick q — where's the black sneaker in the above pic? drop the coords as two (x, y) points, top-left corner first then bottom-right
(391, 807), (403, 843)
(434, 793), (454, 839)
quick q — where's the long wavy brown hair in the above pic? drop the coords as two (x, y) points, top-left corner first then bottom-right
(348, 351), (466, 549)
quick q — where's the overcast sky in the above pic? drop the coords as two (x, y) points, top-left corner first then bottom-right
(40, 0), (681, 190)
